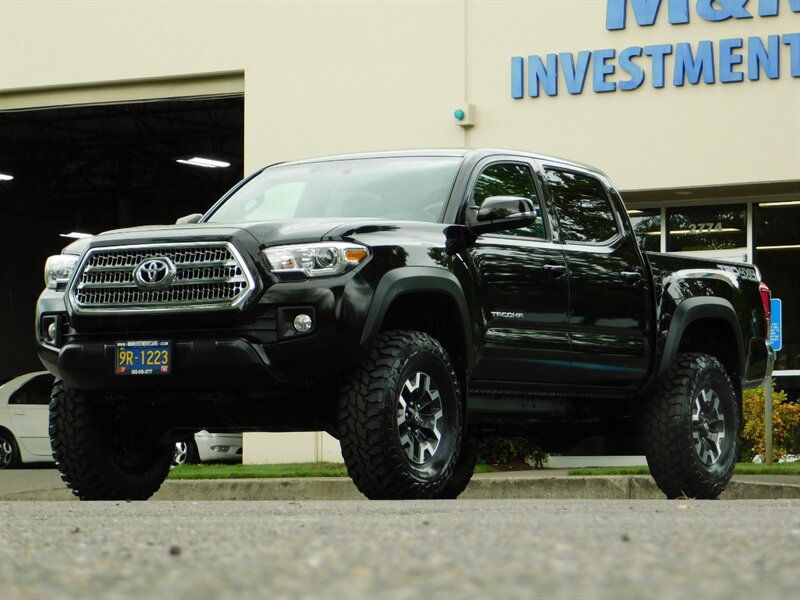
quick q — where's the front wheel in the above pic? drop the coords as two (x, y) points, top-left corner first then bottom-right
(49, 382), (174, 500)
(644, 353), (740, 499)
(432, 439), (479, 499)
(338, 331), (463, 499)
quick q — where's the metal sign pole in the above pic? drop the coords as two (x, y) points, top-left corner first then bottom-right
(765, 376), (773, 465)
(765, 299), (781, 466)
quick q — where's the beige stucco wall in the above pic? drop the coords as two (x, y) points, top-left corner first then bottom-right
(2, 0), (798, 191)
(243, 432), (343, 464)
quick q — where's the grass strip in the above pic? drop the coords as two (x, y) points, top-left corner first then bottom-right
(169, 462), (349, 479)
(169, 461), (799, 480)
(568, 462), (800, 477)
(169, 461), (494, 480)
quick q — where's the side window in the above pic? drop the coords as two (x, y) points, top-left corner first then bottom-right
(471, 162), (546, 239)
(544, 169), (619, 244)
(9, 374), (53, 405)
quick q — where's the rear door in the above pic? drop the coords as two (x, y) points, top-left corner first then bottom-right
(467, 157), (571, 384)
(541, 165), (650, 388)
(8, 374), (54, 456)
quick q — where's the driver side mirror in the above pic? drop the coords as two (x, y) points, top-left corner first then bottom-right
(176, 213), (203, 225)
(467, 196), (538, 235)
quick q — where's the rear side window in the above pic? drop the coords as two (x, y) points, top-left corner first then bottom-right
(471, 163), (546, 239)
(544, 169), (618, 244)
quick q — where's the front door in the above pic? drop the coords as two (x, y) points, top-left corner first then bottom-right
(466, 159), (571, 384)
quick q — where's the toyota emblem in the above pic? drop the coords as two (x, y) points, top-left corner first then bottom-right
(134, 257), (176, 290)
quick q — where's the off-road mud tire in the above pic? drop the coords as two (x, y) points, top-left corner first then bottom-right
(49, 381), (174, 500)
(432, 438), (479, 499)
(338, 330), (463, 499)
(644, 353), (740, 499)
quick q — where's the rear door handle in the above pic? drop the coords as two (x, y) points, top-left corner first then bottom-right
(620, 270), (643, 284)
(543, 264), (568, 278)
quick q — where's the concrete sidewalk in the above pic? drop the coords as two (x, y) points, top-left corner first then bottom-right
(2, 468), (799, 501)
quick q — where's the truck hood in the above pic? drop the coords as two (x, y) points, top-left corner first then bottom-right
(60, 218), (451, 255)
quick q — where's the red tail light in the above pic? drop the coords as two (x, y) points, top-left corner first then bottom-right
(759, 282), (771, 340)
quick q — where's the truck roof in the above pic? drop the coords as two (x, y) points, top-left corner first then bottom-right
(276, 148), (610, 180)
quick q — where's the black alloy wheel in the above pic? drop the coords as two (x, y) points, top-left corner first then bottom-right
(338, 330), (463, 499)
(644, 353), (739, 499)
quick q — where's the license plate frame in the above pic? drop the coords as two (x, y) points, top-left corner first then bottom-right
(115, 340), (172, 375)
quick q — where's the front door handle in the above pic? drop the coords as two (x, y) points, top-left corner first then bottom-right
(620, 270), (643, 284)
(543, 264), (568, 278)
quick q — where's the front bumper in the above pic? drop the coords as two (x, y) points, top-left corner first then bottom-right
(42, 337), (284, 391)
(36, 273), (373, 392)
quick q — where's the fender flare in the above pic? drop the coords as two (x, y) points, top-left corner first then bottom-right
(360, 267), (474, 372)
(657, 297), (745, 380)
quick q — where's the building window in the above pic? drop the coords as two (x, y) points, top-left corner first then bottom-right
(755, 201), (800, 374)
(627, 208), (661, 252)
(667, 204), (746, 252)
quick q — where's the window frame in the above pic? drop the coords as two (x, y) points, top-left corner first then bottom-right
(463, 157), (553, 243)
(539, 164), (624, 249)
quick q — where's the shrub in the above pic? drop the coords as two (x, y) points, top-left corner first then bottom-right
(477, 437), (548, 469)
(740, 384), (800, 461)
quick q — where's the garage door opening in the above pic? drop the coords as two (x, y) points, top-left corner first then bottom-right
(0, 94), (244, 382)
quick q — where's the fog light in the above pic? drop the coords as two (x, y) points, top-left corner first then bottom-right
(293, 314), (313, 333)
(46, 321), (57, 342)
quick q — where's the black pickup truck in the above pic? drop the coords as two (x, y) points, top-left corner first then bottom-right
(36, 149), (775, 500)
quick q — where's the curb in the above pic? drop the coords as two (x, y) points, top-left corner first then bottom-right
(2, 475), (798, 501)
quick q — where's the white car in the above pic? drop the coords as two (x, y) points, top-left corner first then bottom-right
(173, 431), (243, 466)
(0, 372), (56, 468)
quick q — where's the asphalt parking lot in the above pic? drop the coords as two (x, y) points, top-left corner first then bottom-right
(2, 499), (799, 599)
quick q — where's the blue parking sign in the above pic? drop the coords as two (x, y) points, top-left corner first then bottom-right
(770, 299), (782, 352)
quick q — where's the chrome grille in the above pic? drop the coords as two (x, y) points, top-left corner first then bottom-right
(69, 243), (255, 313)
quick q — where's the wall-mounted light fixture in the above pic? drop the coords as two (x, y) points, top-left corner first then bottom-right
(453, 104), (474, 128)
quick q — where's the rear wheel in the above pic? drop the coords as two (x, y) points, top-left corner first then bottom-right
(0, 430), (21, 469)
(644, 353), (739, 499)
(338, 331), (463, 499)
(172, 438), (200, 466)
(49, 382), (174, 500)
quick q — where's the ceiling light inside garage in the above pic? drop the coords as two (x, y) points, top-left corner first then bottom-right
(0, 173), (14, 181)
(59, 232), (93, 239)
(758, 201), (800, 207)
(175, 157), (230, 168)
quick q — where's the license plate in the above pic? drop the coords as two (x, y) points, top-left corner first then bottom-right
(115, 340), (171, 375)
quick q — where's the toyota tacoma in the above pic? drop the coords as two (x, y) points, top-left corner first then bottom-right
(36, 149), (775, 500)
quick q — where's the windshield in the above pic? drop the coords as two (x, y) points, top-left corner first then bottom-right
(206, 157), (462, 223)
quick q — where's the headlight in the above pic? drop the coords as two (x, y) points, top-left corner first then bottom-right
(264, 242), (370, 278)
(44, 254), (79, 290)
